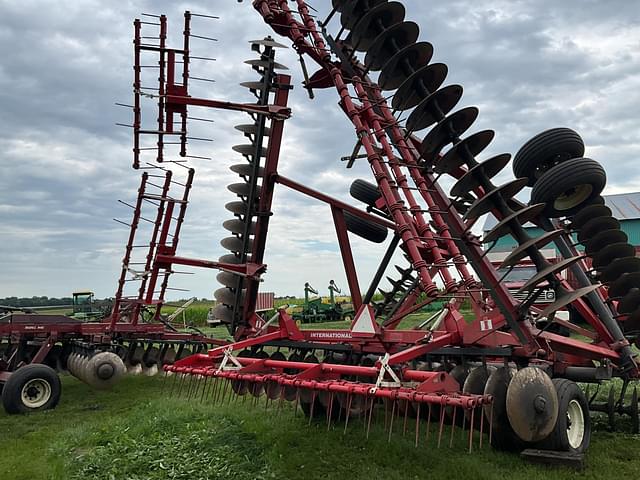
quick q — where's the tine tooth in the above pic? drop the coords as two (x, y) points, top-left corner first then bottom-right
(479, 405), (484, 449)
(384, 399), (389, 430)
(366, 397), (375, 439)
(449, 406), (457, 448)
(294, 389), (300, 417)
(468, 407), (475, 453)
(461, 405), (466, 439)
(327, 392), (334, 431)
(426, 404), (432, 443)
(403, 400), (409, 436)
(414, 403), (421, 447)
(388, 400), (396, 442)
(344, 394), (353, 434)
(309, 392), (317, 426)
(437, 406), (445, 448)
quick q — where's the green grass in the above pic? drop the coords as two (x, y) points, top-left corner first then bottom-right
(1, 375), (639, 479)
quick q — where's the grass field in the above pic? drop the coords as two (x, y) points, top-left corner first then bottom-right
(1, 374), (639, 480)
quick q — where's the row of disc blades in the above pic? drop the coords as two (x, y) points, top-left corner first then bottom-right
(572, 200), (640, 333)
(335, 2), (550, 302)
(212, 45), (286, 326)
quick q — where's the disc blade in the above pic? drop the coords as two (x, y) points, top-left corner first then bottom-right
(434, 129), (494, 175)
(248, 38), (288, 48)
(571, 204), (612, 230)
(518, 256), (584, 293)
(599, 257), (640, 284)
(609, 271), (640, 299)
(500, 229), (564, 269)
(536, 284), (601, 318)
(340, 0), (387, 29)
(577, 216), (620, 244)
(585, 229), (628, 255)
(223, 218), (256, 235)
(351, 2), (406, 50)
(220, 236), (253, 253)
(216, 271), (243, 288)
(506, 367), (558, 442)
(406, 85), (463, 133)
(392, 63), (448, 110)
(365, 21), (420, 71)
(618, 288), (640, 315)
(230, 163), (265, 177)
(421, 107), (480, 164)
(463, 178), (529, 221)
(450, 153), (511, 195)
(592, 243), (635, 269)
(235, 124), (272, 136)
(379, 42), (434, 90)
(244, 59), (289, 70)
(225, 200), (249, 215)
(232, 144), (267, 157)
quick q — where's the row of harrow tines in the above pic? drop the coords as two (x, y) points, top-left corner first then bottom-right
(167, 345), (495, 451)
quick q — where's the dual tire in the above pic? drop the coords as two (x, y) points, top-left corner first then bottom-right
(514, 128), (606, 218)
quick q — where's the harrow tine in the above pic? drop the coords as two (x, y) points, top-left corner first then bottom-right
(468, 407), (475, 453)
(426, 404), (432, 444)
(327, 392), (334, 431)
(414, 404), (421, 447)
(449, 406), (457, 448)
(344, 394), (353, 434)
(294, 389), (300, 417)
(366, 397), (375, 439)
(309, 391), (317, 426)
(403, 401), (409, 436)
(479, 405), (485, 449)
(388, 400), (396, 443)
(461, 406), (466, 439)
(437, 406), (445, 448)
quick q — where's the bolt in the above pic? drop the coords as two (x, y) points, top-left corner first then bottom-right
(533, 395), (547, 413)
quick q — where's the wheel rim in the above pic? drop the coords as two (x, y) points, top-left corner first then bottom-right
(554, 184), (593, 211)
(21, 378), (52, 408)
(566, 399), (585, 449)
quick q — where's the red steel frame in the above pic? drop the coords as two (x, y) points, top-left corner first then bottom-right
(165, 0), (640, 405)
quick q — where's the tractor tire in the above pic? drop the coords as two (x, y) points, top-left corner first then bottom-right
(531, 158), (606, 218)
(513, 128), (585, 186)
(2, 364), (61, 414)
(344, 211), (388, 243)
(350, 179), (381, 206)
(539, 379), (591, 453)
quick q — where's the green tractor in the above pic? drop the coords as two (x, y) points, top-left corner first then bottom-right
(70, 291), (111, 320)
(289, 281), (354, 323)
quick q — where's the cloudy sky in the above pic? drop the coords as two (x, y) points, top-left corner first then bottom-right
(1, 0), (639, 300)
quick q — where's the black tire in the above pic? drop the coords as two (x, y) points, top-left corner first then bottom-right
(350, 179), (381, 206)
(531, 158), (606, 218)
(539, 379), (591, 453)
(513, 128), (585, 186)
(343, 211), (388, 243)
(2, 364), (61, 414)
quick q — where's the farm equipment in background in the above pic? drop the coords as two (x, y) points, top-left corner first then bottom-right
(0, 13), (233, 414)
(158, 0), (640, 458)
(288, 281), (355, 323)
(70, 291), (112, 320)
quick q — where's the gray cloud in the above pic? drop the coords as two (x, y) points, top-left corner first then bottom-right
(0, 0), (638, 300)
